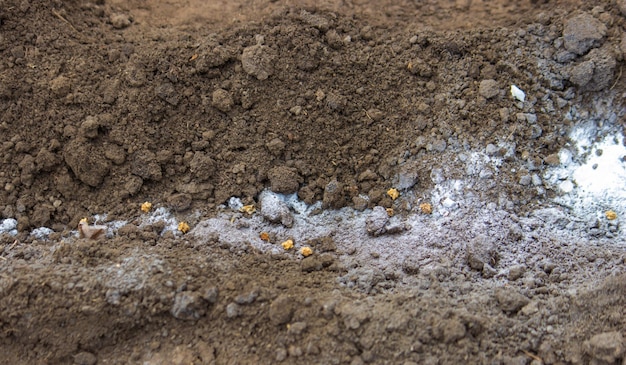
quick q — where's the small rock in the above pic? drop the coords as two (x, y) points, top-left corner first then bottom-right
(73, 351), (97, 365)
(155, 82), (179, 106)
(202, 287), (219, 304)
(288, 322), (308, 335)
(584, 331), (624, 364)
(394, 161), (419, 190)
(171, 291), (205, 320)
(265, 138), (286, 156)
(259, 190), (294, 227)
(466, 235), (498, 272)
(275, 348), (287, 362)
(235, 288), (259, 304)
(225, 302), (241, 318)
(241, 44), (275, 80)
(563, 13), (607, 55)
(478, 79), (500, 99)
(495, 288), (530, 313)
(544, 154), (561, 166)
(365, 206), (389, 237)
(519, 175), (532, 186)
(211, 88), (234, 112)
(79, 116), (100, 139)
(485, 144), (498, 156)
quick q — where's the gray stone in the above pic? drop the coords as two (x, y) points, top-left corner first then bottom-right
(563, 13), (606, 55)
(171, 291), (206, 320)
(211, 88), (234, 112)
(365, 206), (389, 237)
(73, 352), (97, 365)
(519, 175), (532, 186)
(259, 190), (294, 227)
(226, 302), (241, 318)
(241, 44), (275, 80)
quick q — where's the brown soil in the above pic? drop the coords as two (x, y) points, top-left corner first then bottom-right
(1, 0), (625, 364)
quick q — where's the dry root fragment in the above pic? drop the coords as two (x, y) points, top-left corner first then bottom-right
(178, 222), (190, 234)
(419, 202), (433, 214)
(78, 219), (107, 240)
(281, 239), (294, 250)
(141, 201), (152, 213)
(300, 246), (313, 257)
(387, 188), (400, 200)
(605, 210), (617, 220)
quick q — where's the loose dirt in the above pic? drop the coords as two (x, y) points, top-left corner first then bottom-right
(1, 0), (625, 364)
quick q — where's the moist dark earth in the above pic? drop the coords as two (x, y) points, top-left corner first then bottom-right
(1, 0), (626, 364)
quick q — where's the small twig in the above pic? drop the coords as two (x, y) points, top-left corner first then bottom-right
(52, 9), (78, 33)
(610, 66), (622, 90)
(521, 349), (543, 363)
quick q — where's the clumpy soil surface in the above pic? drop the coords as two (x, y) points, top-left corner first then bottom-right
(1, 0), (626, 364)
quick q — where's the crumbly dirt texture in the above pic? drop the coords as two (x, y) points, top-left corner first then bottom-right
(1, 0), (626, 364)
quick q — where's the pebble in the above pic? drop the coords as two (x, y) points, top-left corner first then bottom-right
(171, 291), (205, 320)
(365, 206), (389, 236)
(225, 302), (241, 318)
(519, 175), (532, 186)
(259, 190), (294, 228)
(73, 352), (97, 365)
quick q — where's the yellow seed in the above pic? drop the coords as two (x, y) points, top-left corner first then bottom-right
(178, 222), (190, 234)
(300, 246), (313, 257)
(141, 201), (152, 213)
(419, 202), (433, 214)
(79, 217), (89, 224)
(281, 239), (294, 250)
(240, 205), (256, 214)
(605, 210), (617, 220)
(387, 188), (400, 200)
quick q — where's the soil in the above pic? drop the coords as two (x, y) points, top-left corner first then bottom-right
(1, 0), (626, 364)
